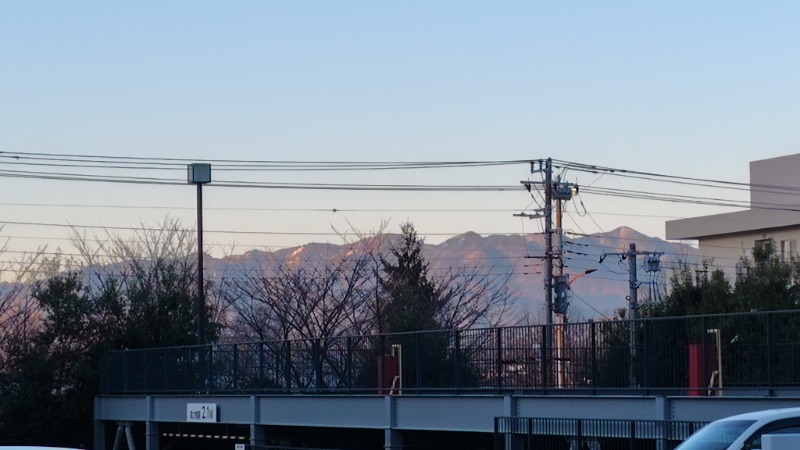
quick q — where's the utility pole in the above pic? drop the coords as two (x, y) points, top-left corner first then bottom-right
(553, 175), (575, 388)
(521, 159), (554, 325)
(600, 244), (662, 387)
(543, 158), (554, 326)
(628, 243), (638, 388)
(522, 159), (580, 387)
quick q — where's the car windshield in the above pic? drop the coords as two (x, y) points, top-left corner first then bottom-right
(677, 420), (756, 450)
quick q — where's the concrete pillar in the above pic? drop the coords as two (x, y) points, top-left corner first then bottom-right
(145, 421), (159, 450)
(250, 424), (266, 448)
(94, 419), (107, 450)
(124, 423), (136, 450)
(384, 429), (404, 450)
(654, 397), (670, 450)
(251, 395), (266, 448)
(384, 395), (402, 449)
(113, 423), (125, 450)
(503, 395), (517, 418)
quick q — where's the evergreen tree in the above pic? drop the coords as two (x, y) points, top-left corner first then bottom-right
(0, 257), (220, 447)
(379, 222), (443, 333)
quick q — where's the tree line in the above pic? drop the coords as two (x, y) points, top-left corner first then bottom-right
(3, 219), (796, 447)
(592, 238), (800, 388)
(0, 220), (512, 447)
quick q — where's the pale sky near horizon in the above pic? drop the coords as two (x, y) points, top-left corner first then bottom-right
(1, 2), (799, 267)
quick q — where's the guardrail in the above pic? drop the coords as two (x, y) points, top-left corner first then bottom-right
(100, 310), (800, 395)
(494, 417), (708, 450)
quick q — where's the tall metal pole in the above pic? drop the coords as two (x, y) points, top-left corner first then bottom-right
(196, 182), (206, 345)
(188, 163), (211, 345)
(628, 243), (638, 387)
(544, 158), (553, 326)
(555, 192), (565, 387)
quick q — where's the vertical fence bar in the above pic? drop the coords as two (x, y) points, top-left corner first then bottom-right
(232, 343), (239, 390)
(454, 330), (461, 392)
(642, 320), (649, 388)
(346, 336), (353, 390)
(526, 417), (533, 450)
(496, 327), (503, 391)
(701, 316), (708, 395)
(258, 342), (264, 389)
(415, 333), (421, 393)
(590, 320), (597, 392)
(203, 344), (211, 391)
(541, 325), (549, 389)
(767, 313), (774, 394)
(284, 340), (292, 390)
(314, 338), (323, 390)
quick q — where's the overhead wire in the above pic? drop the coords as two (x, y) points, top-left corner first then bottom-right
(1, 152), (789, 292)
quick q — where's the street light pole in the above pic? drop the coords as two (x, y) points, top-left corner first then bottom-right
(707, 328), (723, 395)
(188, 163), (211, 344)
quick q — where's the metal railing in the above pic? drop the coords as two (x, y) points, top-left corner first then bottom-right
(100, 310), (800, 395)
(494, 417), (707, 450)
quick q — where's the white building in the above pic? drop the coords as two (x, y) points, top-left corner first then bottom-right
(666, 153), (800, 281)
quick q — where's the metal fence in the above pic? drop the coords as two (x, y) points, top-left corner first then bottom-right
(494, 417), (708, 450)
(100, 310), (800, 395)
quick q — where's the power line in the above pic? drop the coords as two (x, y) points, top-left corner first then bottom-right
(554, 159), (800, 197)
(0, 151), (530, 171)
(0, 201), (524, 214)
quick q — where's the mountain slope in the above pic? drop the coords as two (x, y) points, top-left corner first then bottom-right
(210, 227), (698, 321)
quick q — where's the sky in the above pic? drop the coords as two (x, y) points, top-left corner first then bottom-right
(1, 2), (799, 266)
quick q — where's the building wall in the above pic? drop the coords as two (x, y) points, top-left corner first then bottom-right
(750, 153), (800, 208)
(699, 228), (800, 281)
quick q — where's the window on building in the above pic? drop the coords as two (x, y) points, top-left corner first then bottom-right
(735, 260), (747, 283)
(754, 239), (773, 262)
(781, 239), (797, 262)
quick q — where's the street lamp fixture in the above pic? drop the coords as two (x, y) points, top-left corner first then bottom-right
(188, 163), (211, 344)
(568, 269), (597, 286)
(707, 328), (723, 395)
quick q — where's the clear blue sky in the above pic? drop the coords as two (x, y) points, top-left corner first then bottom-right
(1, 2), (799, 259)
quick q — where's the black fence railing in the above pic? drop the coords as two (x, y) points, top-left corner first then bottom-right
(494, 417), (708, 450)
(100, 310), (800, 395)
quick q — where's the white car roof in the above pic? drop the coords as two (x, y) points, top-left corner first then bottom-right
(0, 447), (84, 450)
(716, 407), (800, 422)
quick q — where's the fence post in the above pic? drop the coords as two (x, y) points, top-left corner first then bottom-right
(258, 342), (265, 388)
(590, 320), (597, 392)
(454, 330), (461, 392)
(346, 336), (354, 390)
(642, 320), (649, 388)
(541, 325), (549, 389)
(415, 333), (422, 393)
(630, 420), (636, 450)
(122, 350), (129, 393)
(284, 340), (292, 390)
(314, 338), (323, 390)
(232, 343), (239, 391)
(143, 349), (149, 392)
(496, 327), (503, 391)
(701, 316), (708, 395)
(767, 313), (774, 394)
(207, 344), (214, 392)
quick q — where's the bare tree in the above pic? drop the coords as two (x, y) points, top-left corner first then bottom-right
(0, 244), (48, 365)
(223, 243), (377, 342)
(68, 217), (225, 346)
(436, 265), (513, 329)
(226, 221), (516, 341)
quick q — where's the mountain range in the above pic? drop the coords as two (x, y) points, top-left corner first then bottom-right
(208, 226), (699, 321)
